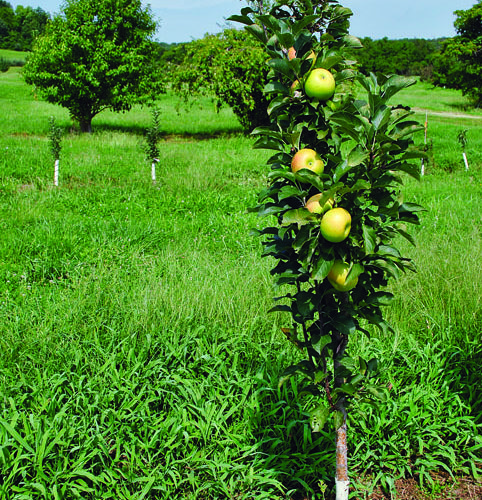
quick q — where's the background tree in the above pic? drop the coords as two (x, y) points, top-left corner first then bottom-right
(0, 1), (14, 48)
(23, 0), (161, 132)
(0, 2), (49, 50)
(165, 28), (270, 132)
(432, 1), (482, 106)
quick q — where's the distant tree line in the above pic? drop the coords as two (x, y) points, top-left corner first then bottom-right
(0, 1), (49, 51)
(355, 37), (444, 80)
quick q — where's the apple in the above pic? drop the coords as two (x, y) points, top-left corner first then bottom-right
(327, 260), (358, 292)
(288, 47), (316, 62)
(304, 68), (336, 101)
(319, 207), (351, 243)
(291, 148), (324, 175)
(305, 193), (334, 214)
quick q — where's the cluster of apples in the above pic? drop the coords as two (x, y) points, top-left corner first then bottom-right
(287, 48), (357, 292)
(291, 150), (357, 293)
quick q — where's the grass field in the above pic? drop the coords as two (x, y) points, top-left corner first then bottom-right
(1, 66), (482, 499)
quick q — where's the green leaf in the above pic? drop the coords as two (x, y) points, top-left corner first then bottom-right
(267, 304), (291, 314)
(311, 334), (332, 355)
(264, 82), (290, 95)
(293, 224), (313, 251)
(278, 360), (314, 388)
(339, 383), (357, 396)
(382, 75), (416, 102)
(294, 290), (317, 319)
(310, 405), (330, 432)
(334, 410), (345, 430)
(253, 135), (284, 151)
(282, 208), (318, 226)
(364, 291), (395, 307)
(245, 23), (268, 43)
(268, 95), (290, 116)
(0, 419), (35, 454)
(373, 105), (391, 131)
(268, 58), (294, 78)
(362, 224), (377, 254)
(227, 14), (254, 26)
(311, 248), (335, 281)
(366, 384), (389, 402)
(331, 315), (356, 336)
(343, 34), (363, 48)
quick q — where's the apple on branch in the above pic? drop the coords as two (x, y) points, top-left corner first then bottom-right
(291, 148), (324, 175)
(304, 68), (336, 101)
(327, 260), (359, 291)
(320, 207), (351, 242)
(305, 193), (334, 214)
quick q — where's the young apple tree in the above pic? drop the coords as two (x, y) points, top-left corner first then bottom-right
(144, 108), (162, 184)
(230, 1), (425, 498)
(48, 116), (62, 187)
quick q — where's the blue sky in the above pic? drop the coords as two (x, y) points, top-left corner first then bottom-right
(10, 0), (479, 43)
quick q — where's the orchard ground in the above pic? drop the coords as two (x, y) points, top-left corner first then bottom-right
(1, 66), (482, 498)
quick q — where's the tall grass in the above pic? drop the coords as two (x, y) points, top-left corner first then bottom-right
(1, 69), (482, 499)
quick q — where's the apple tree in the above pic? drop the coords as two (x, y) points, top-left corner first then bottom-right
(165, 28), (270, 132)
(23, 0), (161, 133)
(230, 0), (425, 497)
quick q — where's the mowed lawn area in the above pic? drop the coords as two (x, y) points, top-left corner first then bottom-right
(1, 66), (482, 499)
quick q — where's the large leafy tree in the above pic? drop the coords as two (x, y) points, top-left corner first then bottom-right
(23, 0), (161, 132)
(166, 28), (270, 132)
(432, 1), (482, 106)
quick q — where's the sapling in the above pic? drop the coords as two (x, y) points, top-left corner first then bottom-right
(457, 129), (469, 171)
(231, 1), (425, 498)
(48, 116), (62, 187)
(144, 108), (162, 184)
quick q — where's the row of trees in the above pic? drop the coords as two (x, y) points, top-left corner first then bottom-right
(356, 37), (443, 80)
(0, 1), (49, 51)
(23, 0), (482, 134)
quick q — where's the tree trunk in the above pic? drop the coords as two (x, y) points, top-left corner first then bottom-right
(54, 159), (59, 186)
(334, 330), (349, 500)
(335, 407), (349, 500)
(79, 118), (92, 133)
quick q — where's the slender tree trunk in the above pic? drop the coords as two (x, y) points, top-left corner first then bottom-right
(334, 330), (349, 500)
(335, 407), (349, 500)
(54, 159), (59, 187)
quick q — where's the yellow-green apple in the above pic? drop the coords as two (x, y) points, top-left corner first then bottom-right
(304, 68), (336, 101)
(319, 207), (351, 242)
(291, 148), (324, 175)
(305, 193), (334, 214)
(327, 260), (358, 291)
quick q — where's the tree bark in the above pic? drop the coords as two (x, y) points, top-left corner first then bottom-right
(79, 118), (92, 133)
(334, 330), (349, 500)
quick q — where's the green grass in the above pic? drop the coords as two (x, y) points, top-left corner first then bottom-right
(1, 69), (482, 499)
(0, 49), (28, 63)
